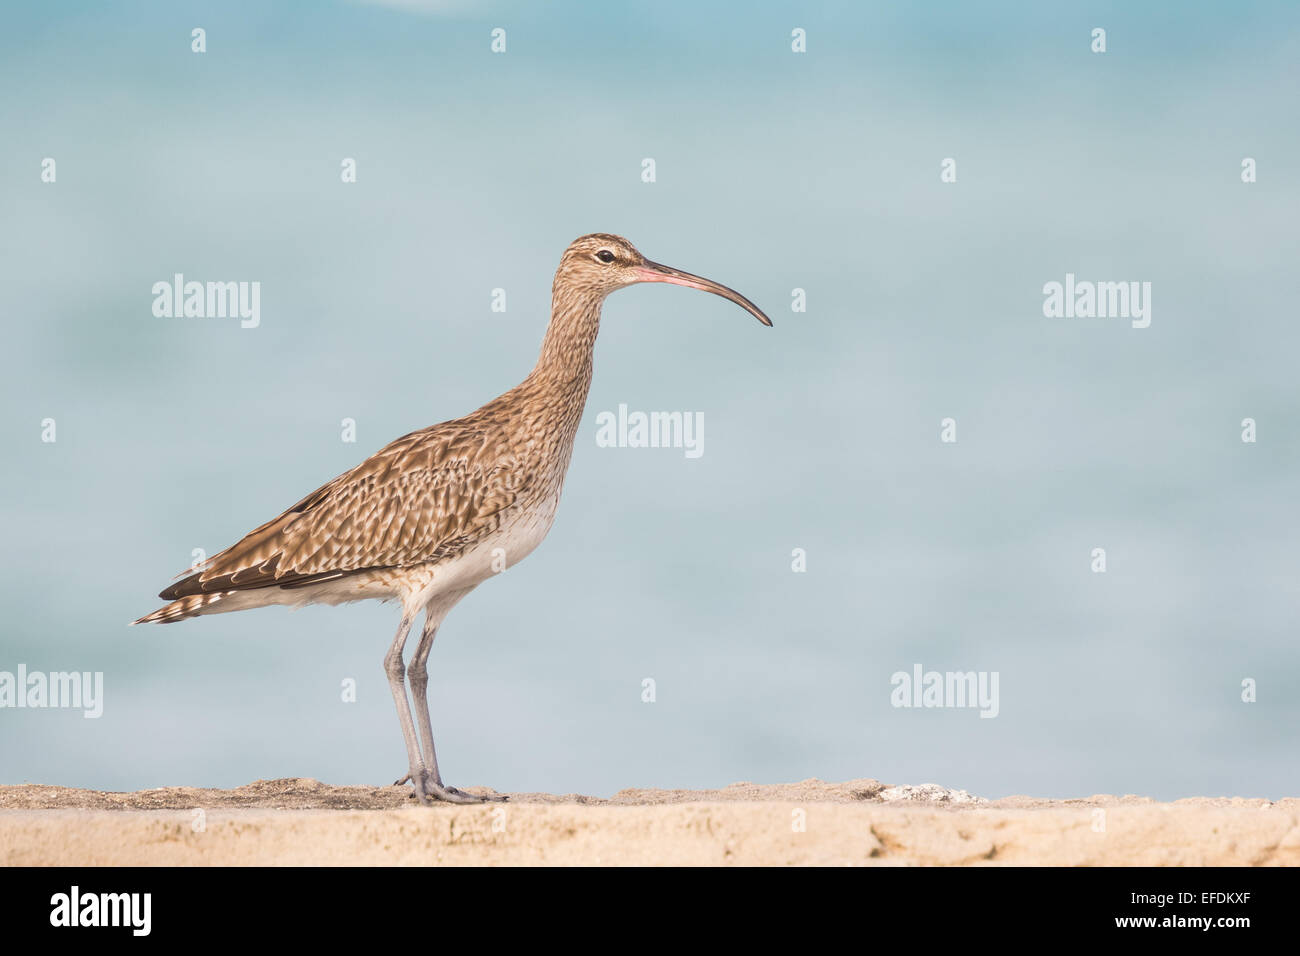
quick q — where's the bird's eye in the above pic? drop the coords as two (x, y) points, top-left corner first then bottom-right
(595, 249), (616, 264)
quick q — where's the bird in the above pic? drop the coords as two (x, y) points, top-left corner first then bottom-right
(133, 233), (772, 804)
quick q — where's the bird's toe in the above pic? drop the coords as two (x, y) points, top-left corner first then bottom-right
(428, 784), (504, 805)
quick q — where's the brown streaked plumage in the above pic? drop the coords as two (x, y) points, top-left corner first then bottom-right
(134, 233), (772, 804)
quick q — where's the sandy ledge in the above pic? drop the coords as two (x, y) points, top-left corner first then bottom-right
(1, 778), (1296, 866)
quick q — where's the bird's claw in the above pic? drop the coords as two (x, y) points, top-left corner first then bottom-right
(424, 784), (508, 805)
(396, 769), (507, 804)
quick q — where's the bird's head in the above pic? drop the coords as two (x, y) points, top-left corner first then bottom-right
(556, 233), (773, 327)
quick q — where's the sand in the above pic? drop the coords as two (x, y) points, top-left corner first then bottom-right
(2, 778), (1296, 866)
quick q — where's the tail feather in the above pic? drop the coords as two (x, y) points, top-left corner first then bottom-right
(131, 591), (233, 625)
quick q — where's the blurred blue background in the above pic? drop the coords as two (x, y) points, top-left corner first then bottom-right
(1, 0), (1297, 800)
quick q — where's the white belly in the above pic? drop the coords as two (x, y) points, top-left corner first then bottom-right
(406, 492), (562, 609)
(210, 494), (564, 619)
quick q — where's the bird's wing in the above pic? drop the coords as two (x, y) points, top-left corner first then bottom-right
(159, 424), (527, 599)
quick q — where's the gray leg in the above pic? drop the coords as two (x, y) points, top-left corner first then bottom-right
(383, 612), (430, 804)
(408, 617), (443, 785)
(405, 612), (507, 804)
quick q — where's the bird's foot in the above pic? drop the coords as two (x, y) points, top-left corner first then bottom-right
(426, 783), (508, 804)
(395, 768), (507, 804)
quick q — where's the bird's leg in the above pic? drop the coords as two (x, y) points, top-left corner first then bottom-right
(389, 618), (436, 788)
(403, 614), (507, 805)
(407, 617), (443, 786)
(383, 612), (431, 805)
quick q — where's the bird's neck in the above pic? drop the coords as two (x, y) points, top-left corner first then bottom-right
(511, 288), (604, 478)
(529, 287), (603, 402)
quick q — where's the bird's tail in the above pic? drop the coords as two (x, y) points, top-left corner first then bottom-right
(130, 591), (233, 625)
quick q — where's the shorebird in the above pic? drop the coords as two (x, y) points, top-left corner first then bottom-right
(134, 234), (772, 804)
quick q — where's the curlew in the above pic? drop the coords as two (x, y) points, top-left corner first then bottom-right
(134, 234), (772, 804)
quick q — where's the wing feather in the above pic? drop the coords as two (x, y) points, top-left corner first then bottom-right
(159, 422), (529, 600)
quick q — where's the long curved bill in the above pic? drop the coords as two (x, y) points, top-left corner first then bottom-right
(636, 260), (774, 327)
